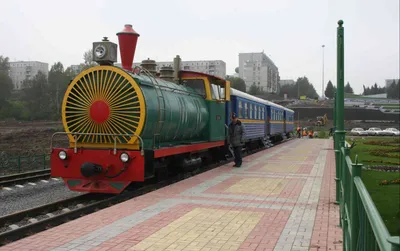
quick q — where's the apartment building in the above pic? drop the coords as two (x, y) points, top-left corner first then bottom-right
(238, 52), (279, 93)
(129, 59), (226, 79)
(9, 61), (49, 89)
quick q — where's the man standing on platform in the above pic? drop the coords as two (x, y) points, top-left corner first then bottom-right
(228, 113), (245, 167)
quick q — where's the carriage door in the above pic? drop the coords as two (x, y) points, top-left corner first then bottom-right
(283, 111), (287, 133)
(266, 106), (270, 136)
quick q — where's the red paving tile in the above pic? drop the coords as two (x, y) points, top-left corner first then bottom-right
(310, 142), (343, 251)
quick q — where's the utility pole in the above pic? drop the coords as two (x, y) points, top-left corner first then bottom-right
(322, 45), (325, 98)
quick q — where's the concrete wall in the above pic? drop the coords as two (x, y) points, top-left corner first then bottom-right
(292, 107), (399, 123)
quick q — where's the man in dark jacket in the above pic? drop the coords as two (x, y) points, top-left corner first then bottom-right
(228, 113), (245, 167)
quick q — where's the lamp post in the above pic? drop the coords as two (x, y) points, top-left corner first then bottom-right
(322, 45), (325, 98)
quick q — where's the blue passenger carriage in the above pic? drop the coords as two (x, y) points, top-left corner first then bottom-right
(225, 88), (294, 150)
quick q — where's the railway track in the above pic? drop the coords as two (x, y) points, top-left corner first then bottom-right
(0, 169), (51, 188)
(0, 137), (293, 246)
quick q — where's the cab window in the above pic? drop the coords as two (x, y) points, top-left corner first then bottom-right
(182, 79), (206, 98)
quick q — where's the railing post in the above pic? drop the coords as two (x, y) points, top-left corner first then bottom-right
(350, 156), (362, 251)
(335, 19), (346, 208)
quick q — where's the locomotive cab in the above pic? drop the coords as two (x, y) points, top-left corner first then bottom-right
(179, 71), (230, 142)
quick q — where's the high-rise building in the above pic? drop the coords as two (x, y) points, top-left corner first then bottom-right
(9, 61), (49, 89)
(128, 59), (226, 79)
(238, 52), (279, 93)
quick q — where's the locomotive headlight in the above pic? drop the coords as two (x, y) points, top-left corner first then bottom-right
(94, 44), (106, 59)
(120, 153), (129, 163)
(59, 151), (67, 160)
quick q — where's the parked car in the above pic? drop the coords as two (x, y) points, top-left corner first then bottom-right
(383, 128), (400, 136)
(366, 127), (383, 136)
(350, 128), (369, 136)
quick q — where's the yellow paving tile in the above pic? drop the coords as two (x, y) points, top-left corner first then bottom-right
(129, 208), (263, 251)
(225, 178), (288, 195)
(279, 155), (307, 161)
(262, 163), (300, 173)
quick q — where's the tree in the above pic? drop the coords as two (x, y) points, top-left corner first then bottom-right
(48, 62), (70, 119)
(0, 56), (13, 105)
(226, 76), (246, 92)
(295, 77), (319, 99)
(344, 82), (353, 93)
(80, 49), (98, 71)
(387, 80), (399, 99)
(324, 80), (335, 99)
(372, 83), (379, 94)
(363, 83), (386, 96)
(276, 76), (318, 99)
(22, 71), (51, 120)
(234, 67), (239, 74)
(248, 83), (261, 95)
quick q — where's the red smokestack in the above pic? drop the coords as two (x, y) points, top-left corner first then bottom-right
(116, 24), (140, 72)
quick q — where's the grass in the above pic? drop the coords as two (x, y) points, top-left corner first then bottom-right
(361, 170), (400, 236)
(315, 130), (329, 139)
(346, 136), (400, 166)
(345, 136), (400, 236)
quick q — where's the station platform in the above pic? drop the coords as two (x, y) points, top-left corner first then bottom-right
(0, 139), (342, 251)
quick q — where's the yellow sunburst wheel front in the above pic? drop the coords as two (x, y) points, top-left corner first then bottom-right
(62, 65), (146, 146)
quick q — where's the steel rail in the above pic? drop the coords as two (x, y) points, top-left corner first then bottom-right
(0, 169), (51, 187)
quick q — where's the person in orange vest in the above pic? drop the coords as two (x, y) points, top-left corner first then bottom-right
(308, 130), (314, 138)
(302, 129), (307, 137)
(296, 126), (301, 138)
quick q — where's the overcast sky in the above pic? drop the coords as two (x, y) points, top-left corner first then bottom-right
(1, 0), (398, 95)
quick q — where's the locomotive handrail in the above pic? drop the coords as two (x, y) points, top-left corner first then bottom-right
(50, 132), (145, 156)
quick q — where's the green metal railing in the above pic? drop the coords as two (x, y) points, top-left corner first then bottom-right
(334, 20), (400, 251)
(0, 154), (50, 176)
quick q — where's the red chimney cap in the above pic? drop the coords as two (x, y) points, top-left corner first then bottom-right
(117, 24), (140, 36)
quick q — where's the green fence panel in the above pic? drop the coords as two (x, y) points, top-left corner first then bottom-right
(0, 154), (50, 176)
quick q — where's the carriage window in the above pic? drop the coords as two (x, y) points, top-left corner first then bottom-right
(250, 104), (253, 119)
(239, 101), (243, 118)
(182, 79), (206, 97)
(256, 106), (259, 119)
(244, 103), (248, 118)
(261, 107), (264, 119)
